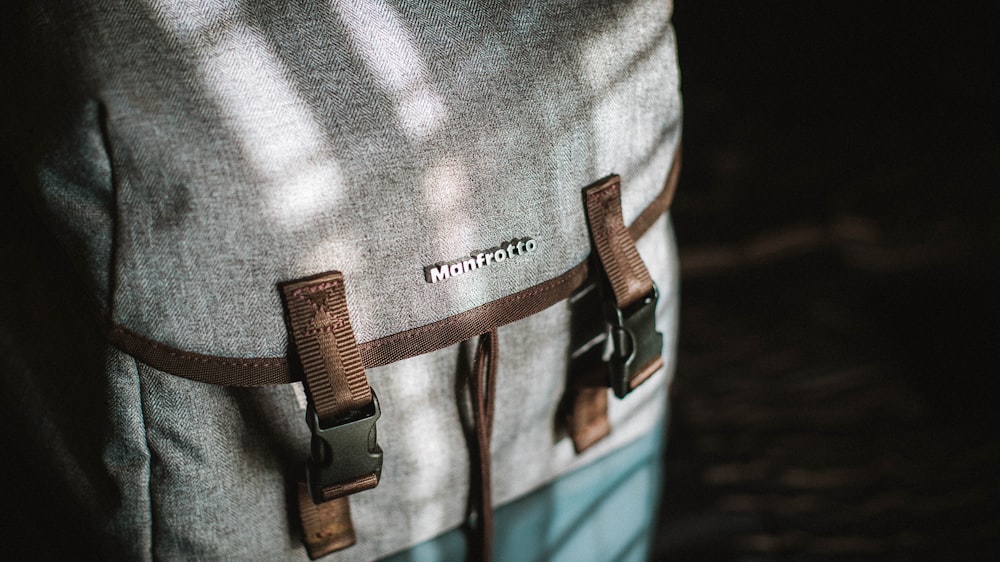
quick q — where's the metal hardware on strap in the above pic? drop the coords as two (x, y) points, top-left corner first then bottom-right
(605, 285), (664, 398)
(583, 175), (665, 399)
(306, 393), (383, 504)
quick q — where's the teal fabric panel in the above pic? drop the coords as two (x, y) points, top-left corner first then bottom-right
(386, 421), (665, 562)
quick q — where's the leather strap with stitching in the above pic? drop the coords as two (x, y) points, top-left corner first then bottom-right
(297, 482), (356, 559)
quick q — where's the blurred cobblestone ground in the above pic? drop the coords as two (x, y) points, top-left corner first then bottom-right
(653, 2), (1000, 560)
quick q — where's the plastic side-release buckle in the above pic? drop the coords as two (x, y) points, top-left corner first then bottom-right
(305, 392), (384, 504)
(605, 284), (664, 398)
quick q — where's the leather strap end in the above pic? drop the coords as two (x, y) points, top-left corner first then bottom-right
(298, 482), (357, 559)
(566, 387), (611, 454)
(563, 349), (612, 454)
(629, 355), (664, 393)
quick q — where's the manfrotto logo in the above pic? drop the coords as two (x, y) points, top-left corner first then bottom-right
(424, 237), (538, 283)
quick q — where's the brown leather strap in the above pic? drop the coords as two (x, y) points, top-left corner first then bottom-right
(562, 334), (611, 453)
(564, 385), (611, 453)
(469, 329), (498, 562)
(297, 483), (356, 559)
(583, 175), (656, 310)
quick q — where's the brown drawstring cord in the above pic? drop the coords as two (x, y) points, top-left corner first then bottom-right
(469, 329), (498, 562)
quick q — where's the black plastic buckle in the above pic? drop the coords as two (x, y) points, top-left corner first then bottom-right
(305, 392), (383, 504)
(605, 284), (664, 398)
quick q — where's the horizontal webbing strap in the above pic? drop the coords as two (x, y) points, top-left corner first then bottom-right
(101, 148), (681, 387)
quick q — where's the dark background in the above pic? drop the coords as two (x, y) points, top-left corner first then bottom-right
(3, 2), (998, 559)
(654, 2), (1000, 560)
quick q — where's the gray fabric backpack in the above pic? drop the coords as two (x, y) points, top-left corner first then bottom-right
(2, 1), (681, 559)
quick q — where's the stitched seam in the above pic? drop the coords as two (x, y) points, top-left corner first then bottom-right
(364, 263), (584, 346)
(290, 280), (341, 296)
(107, 325), (286, 367)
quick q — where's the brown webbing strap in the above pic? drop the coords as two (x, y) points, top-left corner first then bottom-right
(584, 176), (656, 311)
(563, 363), (611, 453)
(565, 175), (666, 452)
(280, 271), (381, 558)
(281, 272), (371, 424)
(469, 329), (498, 562)
(585, 175), (664, 393)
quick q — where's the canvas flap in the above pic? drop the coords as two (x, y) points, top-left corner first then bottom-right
(30, 0), (681, 362)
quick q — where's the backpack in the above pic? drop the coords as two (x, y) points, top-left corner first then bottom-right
(2, 1), (681, 559)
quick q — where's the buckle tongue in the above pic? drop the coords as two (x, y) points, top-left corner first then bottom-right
(306, 392), (384, 504)
(605, 284), (664, 398)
